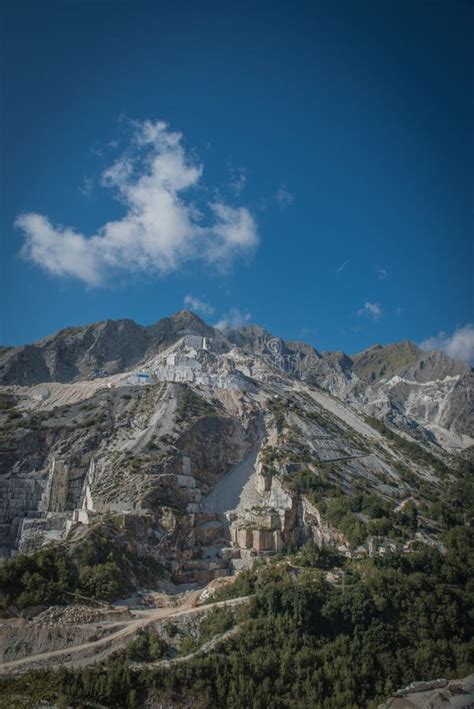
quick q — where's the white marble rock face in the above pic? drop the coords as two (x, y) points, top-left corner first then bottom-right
(0, 316), (470, 577)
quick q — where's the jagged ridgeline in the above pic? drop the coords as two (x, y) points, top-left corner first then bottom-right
(0, 310), (472, 591)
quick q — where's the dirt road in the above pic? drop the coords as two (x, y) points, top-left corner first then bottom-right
(0, 594), (249, 676)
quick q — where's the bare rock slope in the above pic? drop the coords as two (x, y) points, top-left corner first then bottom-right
(0, 311), (472, 586)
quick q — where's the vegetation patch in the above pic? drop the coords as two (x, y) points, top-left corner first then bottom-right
(126, 630), (167, 662)
(175, 385), (218, 423)
(0, 522), (165, 610)
(1, 529), (472, 708)
(367, 417), (450, 477)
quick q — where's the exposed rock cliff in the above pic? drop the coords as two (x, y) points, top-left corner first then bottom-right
(0, 312), (471, 585)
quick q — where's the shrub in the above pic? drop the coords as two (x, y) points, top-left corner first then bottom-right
(178, 635), (199, 656)
(1, 547), (472, 708)
(0, 547), (76, 609)
(78, 560), (122, 601)
(127, 630), (167, 662)
(175, 385), (217, 423)
(295, 540), (345, 569)
(0, 524), (165, 608)
(199, 607), (234, 642)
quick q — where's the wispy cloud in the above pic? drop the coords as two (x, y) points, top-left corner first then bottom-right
(376, 267), (388, 280)
(300, 326), (317, 338)
(229, 167), (247, 196)
(16, 120), (259, 286)
(215, 307), (251, 330)
(183, 295), (214, 317)
(336, 259), (349, 273)
(420, 324), (474, 364)
(275, 186), (294, 209)
(357, 302), (382, 320)
(80, 176), (94, 198)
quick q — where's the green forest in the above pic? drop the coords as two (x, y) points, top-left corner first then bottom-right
(1, 525), (472, 709)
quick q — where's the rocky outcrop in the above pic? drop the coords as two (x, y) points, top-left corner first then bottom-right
(350, 342), (422, 383)
(0, 313), (471, 581)
(378, 674), (474, 708)
(226, 448), (352, 563)
(2, 311), (471, 449)
(0, 311), (224, 386)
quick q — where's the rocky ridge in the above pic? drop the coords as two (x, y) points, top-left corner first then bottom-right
(0, 311), (472, 588)
(378, 674), (474, 708)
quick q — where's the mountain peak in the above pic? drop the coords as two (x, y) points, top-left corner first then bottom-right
(164, 310), (215, 336)
(352, 340), (422, 382)
(170, 309), (206, 322)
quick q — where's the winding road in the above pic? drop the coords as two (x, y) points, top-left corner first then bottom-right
(0, 594), (249, 676)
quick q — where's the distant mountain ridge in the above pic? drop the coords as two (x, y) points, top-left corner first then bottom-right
(1, 311), (472, 444)
(350, 340), (470, 383)
(2, 312), (470, 387)
(0, 312), (218, 385)
(350, 341), (423, 382)
(0, 307), (472, 602)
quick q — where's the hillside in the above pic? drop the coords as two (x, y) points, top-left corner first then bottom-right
(0, 311), (471, 565)
(0, 310), (472, 705)
(350, 341), (423, 382)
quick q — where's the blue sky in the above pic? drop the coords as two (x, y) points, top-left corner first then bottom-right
(1, 0), (473, 359)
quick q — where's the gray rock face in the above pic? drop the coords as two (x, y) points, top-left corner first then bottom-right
(2, 313), (471, 445)
(222, 329), (473, 444)
(0, 312), (472, 578)
(0, 345), (53, 386)
(378, 674), (474, 708)
(0, 311), (223, 385)
(401, 350), (470, 383)
(346, 353), (473, 444)
(351, 341), (423, 383)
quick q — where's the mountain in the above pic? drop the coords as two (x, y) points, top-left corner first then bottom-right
(2, 313), (472, 449)
(340, 343), (473, 446)
(0, 311), (220, 385)
(0, 311), (472, 700)
(0, 310), (471, 563)
(350, 341), (423, 382)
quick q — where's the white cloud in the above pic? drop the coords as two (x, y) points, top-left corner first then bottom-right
(376, 267), (388, 280)
(16, 120), (259, 286)
(229, 167), (247, 196)
(275, 186), (294, 208)
(336, 259), (349, 273)
(420, 324), (474, 365)
(215, 307), (251, 330)
(183, 295), (214, 317)
(357, 302), (382, 320)
(80, 176), (94, 198)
